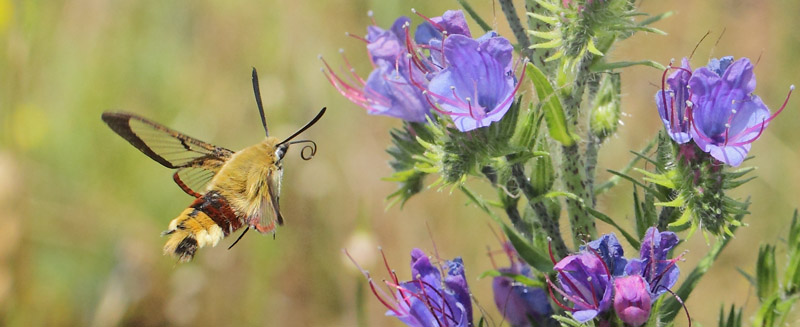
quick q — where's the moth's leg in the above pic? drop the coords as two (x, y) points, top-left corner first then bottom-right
(173, 172), (202, 198)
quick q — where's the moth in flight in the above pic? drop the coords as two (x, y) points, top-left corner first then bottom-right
(102, 68), (325, 262)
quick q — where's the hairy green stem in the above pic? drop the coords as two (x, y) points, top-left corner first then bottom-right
(657, 206), (676, 230)
(524, 0), (556, 74)
(509, 161), (568, 258)
(560, 58), (597, 245)
(584, 75), (602, 208)
(499, 0), (533, 59)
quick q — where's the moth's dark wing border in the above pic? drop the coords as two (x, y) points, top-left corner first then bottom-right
(101, 112), (235, 169)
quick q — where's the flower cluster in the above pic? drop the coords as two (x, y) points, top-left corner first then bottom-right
(323, 10), (523, 132)
(547, 228), (682, 326)
(348, 248), (473, 327)
(656, 56), (793, 166)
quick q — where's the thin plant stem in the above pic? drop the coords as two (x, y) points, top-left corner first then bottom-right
(499, 0), (533, 59)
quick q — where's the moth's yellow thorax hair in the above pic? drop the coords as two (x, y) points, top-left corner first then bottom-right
(208, 137), (281, 218)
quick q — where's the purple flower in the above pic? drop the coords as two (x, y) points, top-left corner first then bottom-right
(491, 243), (552, 326)
(655, 58), (693, 144)
(613, 275), (652, 327)
(425, 33), (522, 131)
(687, 57), (792, 166)
(582, 233), (628, 277)
(625, 227), (680, 299)
(322, 16), (433, 122)
(347, 248), (473, 327)
(548, 252), (613, 322)
(414, 10), (472, 45)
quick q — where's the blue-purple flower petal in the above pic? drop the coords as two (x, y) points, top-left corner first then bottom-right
(428, 33), (516, 131)
(363, 60), (431, 122)
(554, 252), (613, 322)
(688, 57), (769, 166)
(655, 58), (692, 144)
(625, 227), (680, 299)
(583, 233), (628, 277)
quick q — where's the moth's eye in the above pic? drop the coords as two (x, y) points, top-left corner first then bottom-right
(274, 145), (287, 160)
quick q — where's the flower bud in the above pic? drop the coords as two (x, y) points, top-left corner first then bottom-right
(590, 73), (621, 142)
(613, 275), (652, 327)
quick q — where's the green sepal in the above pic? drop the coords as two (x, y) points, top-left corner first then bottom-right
(785, 210), (800, 294)
(756, 244), (778, 301)
(717, 304), (743, 327)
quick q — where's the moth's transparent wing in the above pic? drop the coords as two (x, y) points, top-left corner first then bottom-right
(254, 167), (284, 234)
(102, 112), (234, 194)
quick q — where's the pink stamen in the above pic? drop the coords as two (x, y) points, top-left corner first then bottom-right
(411, 8), (446, 32)
(403, 24), (429, 74)
(322, 68), (369, 109)
(339, 50), (366, 86)
(650, 252), (686, 293)
(405, 59), (469, 117)
(549, 271), (594, 308)
(345, 32), (369, 44)
(761, 85), (793, 125)
(547, 238), (558, 264)
(343, 249), (402, 316)
(555, 267), (595, 308)
(367, 11), (377, 26)
(586, 247), (612, 279)
(545, 275), (577, 312)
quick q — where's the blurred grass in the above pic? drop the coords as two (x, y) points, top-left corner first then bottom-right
(0, 0), (798, 326)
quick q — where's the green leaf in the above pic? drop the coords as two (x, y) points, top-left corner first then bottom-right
(661, 201), (748, 321)
(595, 137), (658, 195)
(756, 244), (778, 301)
(525, 62), (577, 146)
(502, 223), (553, 273)
(478, 269), (545, 288)
(607, 169), (667, 201)
(590, 60), (666, 72)
(586, 207), (641, 250)
(455, 0), (493, 33)
(735, 267), (756, 287)
(638, 11), (675, 27)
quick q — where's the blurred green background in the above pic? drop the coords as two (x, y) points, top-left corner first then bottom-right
(1, 0), (798, 326)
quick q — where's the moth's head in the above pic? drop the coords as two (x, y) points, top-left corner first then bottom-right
(274, 143), (289, 162)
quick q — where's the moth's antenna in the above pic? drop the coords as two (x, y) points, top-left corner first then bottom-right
(228, 226), (250, 250)
(252, 68), (269, 137)
(278, 107), (327, 145)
